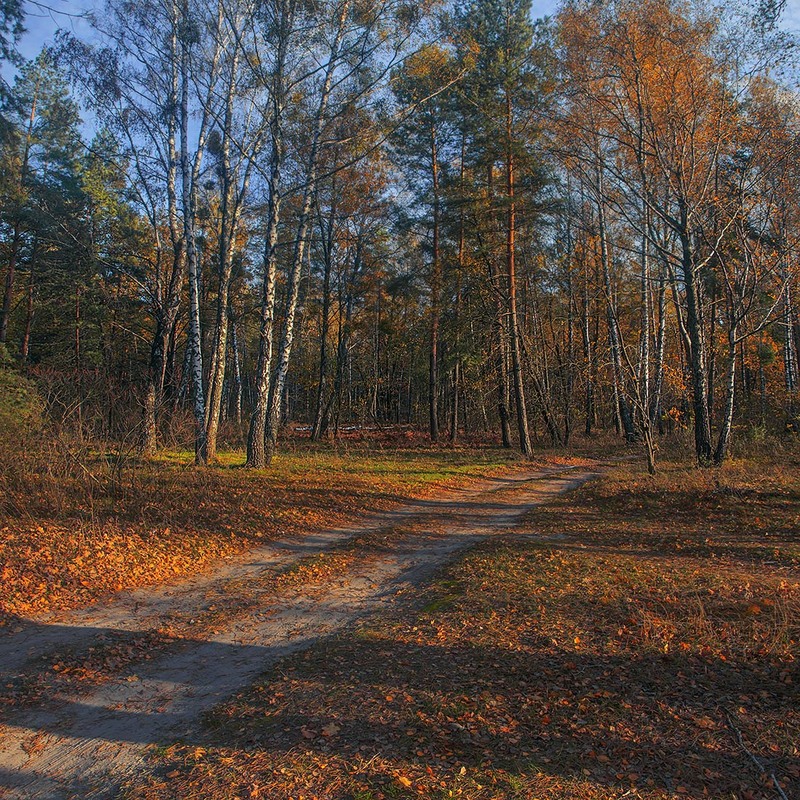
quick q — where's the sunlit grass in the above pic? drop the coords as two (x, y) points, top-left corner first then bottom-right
(0, 443), (521, 619)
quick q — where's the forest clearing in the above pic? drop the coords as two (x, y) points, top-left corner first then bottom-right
(0, 442), (797, 799)
(1, 0), (800, 796)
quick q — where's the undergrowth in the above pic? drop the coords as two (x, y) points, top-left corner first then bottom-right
(0, 437), (518, 619)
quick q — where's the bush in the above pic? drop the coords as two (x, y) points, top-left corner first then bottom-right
(0, 365), (43, 439)
(0, 365), (46, 514)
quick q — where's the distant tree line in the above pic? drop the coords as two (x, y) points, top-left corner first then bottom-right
(0, 0), (797, 471)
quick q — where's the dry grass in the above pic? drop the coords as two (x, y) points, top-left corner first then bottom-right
(124, 451), (800, 800)
(0, 444), (519, 620)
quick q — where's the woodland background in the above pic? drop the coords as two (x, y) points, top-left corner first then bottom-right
(1, 5), (799, 796)
(0, 0), (799, 475)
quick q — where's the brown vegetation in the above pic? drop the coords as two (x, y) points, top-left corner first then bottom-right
(0, 435), (518, 621)
(123, 453), (799, 800)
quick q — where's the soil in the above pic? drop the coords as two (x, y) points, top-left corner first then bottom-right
(0, 463), (600, 799)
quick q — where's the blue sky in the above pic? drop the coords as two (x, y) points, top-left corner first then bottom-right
(785, 0), (800, 30)
(11, 0), (800, 70)
(18, 0), (93, 61)
(16, 0), (564, 60)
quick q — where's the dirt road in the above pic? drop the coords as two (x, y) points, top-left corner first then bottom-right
(0, 463), (598, 799)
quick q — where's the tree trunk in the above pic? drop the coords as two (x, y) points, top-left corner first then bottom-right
(651, 262), (667, 430)
(0, 222), (22, 346)
(449, 190), (465, 445)
(311, 254), (333, 441)
(783, 278), (798, 427)
(638, 217), (651, 426)
(230, 317), (243, 425)
(179, 0), (207, 465)
(429, 123), (441, 443)
(312, 179), (337, 442)
(245, 0), (291, 469)
(263, 0), (350, 464)
(19, 240), (37, 362)
(581, 250), (595, 437)
(245, 148), (283, 468)
(596, 175), (636, 443)
(485, 164), (512, 448)
(505, 91), (531, 456)
(1, 78), (39, 346)
(206, 47), (245, 461)
(713, 330), (737, 466)
(679, 221), (713, 465)
(327, 282), (352, 438)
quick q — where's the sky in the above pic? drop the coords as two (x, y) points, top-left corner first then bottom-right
(14, 0), (564, 62)
(17, 0), (93, 61)
(787, 0), (800, 29)
(9, 0), (800, 76)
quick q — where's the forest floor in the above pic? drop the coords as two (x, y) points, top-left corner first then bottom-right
(0, 442), (798, 800)
(0, 442), (527, 620)
(0, 448), (597, 799)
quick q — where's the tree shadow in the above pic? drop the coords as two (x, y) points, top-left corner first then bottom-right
(218, 635), (799, 793)
(2, 611), (796, 799)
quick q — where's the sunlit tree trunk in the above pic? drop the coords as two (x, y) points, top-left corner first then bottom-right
(245, 0), (292, 468)
(206, 38), (253, 461)
(264, 0), (351, 464)
(179, 0), (207, 464)
(230, 316), (243, 425)
(246, 129), (284, 467)
(713, 325), (737, 466)
(505, 91), (531, 456)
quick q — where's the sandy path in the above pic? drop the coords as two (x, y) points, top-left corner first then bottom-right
(0, 464), (599, 799)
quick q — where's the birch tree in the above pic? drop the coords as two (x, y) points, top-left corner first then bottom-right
(202, 0), (262, 461)
(246, 0), (425, 466)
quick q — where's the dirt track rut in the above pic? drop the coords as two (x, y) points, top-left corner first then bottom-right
(0, 464), (599, 799)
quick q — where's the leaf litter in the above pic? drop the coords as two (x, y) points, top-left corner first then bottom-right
(123, 455), (799, 800)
